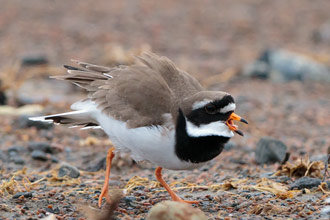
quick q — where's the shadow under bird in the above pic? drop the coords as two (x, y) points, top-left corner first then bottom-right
(30, 52), (248, 206)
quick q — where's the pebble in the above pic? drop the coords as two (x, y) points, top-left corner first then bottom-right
(255, 137), (287, 164)
(28, 142), (53, 154)
(85, 157), (106, 172)
(0, 149), (6, 162)
(12, 192), (33, 199)
(21, 55), (49, 66)
(0, 89), (6, 105)
(58, 164), (80, 178)
(12, 156), (25, 165)
(31, 150), (48, 161)
(50, 156), (59, 163)
(277, 176), (291, 183)
(7, 145), (26, 153)
(8, 151), (18, 158)
(313, 22), (330, 43)
(123, 196), (138, 207)
(6, 147), (25, 165)
(243, 49), (330, 82)
(17, 115), (53, 130)
(147, 201), (207, 220)
(290, 177), (321, 190)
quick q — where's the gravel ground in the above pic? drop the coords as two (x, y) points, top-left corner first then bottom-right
(1, 0), (330, 219)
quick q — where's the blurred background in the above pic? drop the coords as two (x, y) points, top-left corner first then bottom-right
(0, 0), (330, 219)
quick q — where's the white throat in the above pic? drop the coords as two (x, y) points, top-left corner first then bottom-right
(185, 118), (234, 138)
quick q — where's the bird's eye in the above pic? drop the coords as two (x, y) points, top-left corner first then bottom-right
(204, 104), (217, 114)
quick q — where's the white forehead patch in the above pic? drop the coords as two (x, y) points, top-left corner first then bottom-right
(192, 99), (212, 110)
(220, 103), (236, 113)
(185, 119), (234, 138)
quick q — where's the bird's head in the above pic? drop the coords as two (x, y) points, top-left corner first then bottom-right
(180, 91), (248, 138)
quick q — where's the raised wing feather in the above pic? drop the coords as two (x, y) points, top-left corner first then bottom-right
(53, 58), (176, 128)
(136, 53), (204, 101)
(53, 53), (204, 128)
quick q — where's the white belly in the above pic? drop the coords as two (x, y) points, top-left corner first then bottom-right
(96, 112), (203, 170)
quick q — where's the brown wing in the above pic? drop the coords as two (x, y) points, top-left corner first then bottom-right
(136, 52), (204, 102)
(53, 59), (176, 128)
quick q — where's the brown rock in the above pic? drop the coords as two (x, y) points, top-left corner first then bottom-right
(147, 201), (207, 220)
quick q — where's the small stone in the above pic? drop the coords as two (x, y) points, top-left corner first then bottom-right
(243, 49), (330, 82)
(85, 157), (106, 172)
(290, 177), (321, 190)
(0, 90), (6, 105)
(8, 151), (18, 158)
(0, 149), (6, 162)
(58, 164), (80, 178)
(17, 115), (53, 130)
(147, 201), (207, 220)
(28, 142), (53, 154)
(21, 55), (48, 66)
(7, 146), (26, 153)
(277, 176), (291, 183)
(50, 156), (59, 163)
(12, 192), (33, 199)
(0, 80), (7, 105)
(255, 137), (287, 164)
(12, 156), (25, 165)
(31, 150), (48, 161)
(123, 196), (138, 207)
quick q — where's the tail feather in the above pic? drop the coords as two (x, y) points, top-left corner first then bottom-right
(29, 109), (99, 129)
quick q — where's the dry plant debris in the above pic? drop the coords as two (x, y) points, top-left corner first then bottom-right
(275, 157), (327, 179)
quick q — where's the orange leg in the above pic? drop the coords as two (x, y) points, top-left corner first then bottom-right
(98, 147), (115, 208)
(155, 167), (199, 204)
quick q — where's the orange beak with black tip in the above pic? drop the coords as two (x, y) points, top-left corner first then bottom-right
(226, 112), (248, 136)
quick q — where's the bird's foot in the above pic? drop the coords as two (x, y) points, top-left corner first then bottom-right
(98, 188), (111, 207)
(98, 147), (115, 208)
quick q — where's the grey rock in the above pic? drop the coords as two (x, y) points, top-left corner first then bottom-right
(17, 115), (53, 130)
(290, 176), (321, 190)
(313, 21), (330, 43)
(0, 90), (6, 105)
(28, 142), (53, 154)
(31, 150), (48, 161)
(0, 80), (7, 105)
(277, 176), (291, 183)
(8, 145), (26, 153)
(243, 49), (330, 82)
(85, 157), (106, 172)
(8, 148), (25, 165)
(21, 55), (48, 66)
(11, 156), (25, 165)
(0, 150), (6, 162)
(255, 137), (287, 164)
(50, 156), (59, 163)
(58, 164), (80, 178)
(8, 151), (18, 158)
(12, 192), (33, 199)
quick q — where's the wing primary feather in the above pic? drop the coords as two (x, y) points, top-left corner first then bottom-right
(63, 65), (85, 71)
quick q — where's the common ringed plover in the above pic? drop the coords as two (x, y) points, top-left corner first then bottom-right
(31, 52), (248, 206)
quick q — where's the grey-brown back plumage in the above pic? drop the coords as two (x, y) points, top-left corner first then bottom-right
(52, 52), (204, 128)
